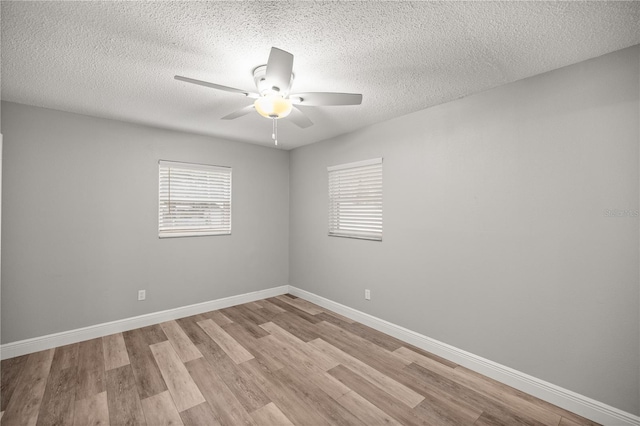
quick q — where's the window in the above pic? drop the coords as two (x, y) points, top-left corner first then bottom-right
(328, 158), (383, 241)
(159, 160), (232, 238)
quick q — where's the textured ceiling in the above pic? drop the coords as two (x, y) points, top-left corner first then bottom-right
(1, 1), (639, 150)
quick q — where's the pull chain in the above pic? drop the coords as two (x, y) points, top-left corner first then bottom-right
(272, 118), (278, 146)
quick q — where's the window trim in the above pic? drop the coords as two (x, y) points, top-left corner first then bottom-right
(328, 157), (383, 241)
(158, 160), (232, 239)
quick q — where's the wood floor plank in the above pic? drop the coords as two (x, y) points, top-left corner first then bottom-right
(141, 390), (184, 426)
(270, 311), (321, 341)
(314, 309), (356, 324)
(401, 362), (540, 426)
(559, 417), (585, 426)
(185, 357), (255, 426)
(346, 323), (405, 352)
(242, 346), (353, 425)
(179, 402), (222, 426)
(329, 364), (432, 426)
(361, 359), (481, 426)
(258, 334), (318, 374)
(266, 297), (323, 324)
(256, 306), (282, 323)
(102, 333), (130, 371)
(161, 320), (203, 363)
(220, 306), (270, 339)
(255, 305), (288, 324)
(413, 396), (482, 426)
(337, 390), (403, 426)
(398, 362), (497, 423)
(309, 338), (425, 408)
(401, 344), (459, 369)
(36, 364), (76, 426)
(75, 338), (106, 401)
(239, 359), (333, 426)
(235, 303), (277, 327)
(393, 346), (456, 378)
(222, 322), (285, 373)
(275, 294), (324, 315)
(73, 391), (109, 426)
(2, 349), (54, 426)
(202, 349), (271, 412)
(141, 323), (170, 344)
(149, 340), (205, 412)
(175, 315), (213, 346)
(261, 321), (339, 371)
(192, 324), (271, 413)
(314, 312), (358, 329)
(197, 318), (254, 364)
(204, 310), (234, 326)
(250, 402), (295, 426)
(243, 301), (264, 311)
(106, 364), (146, 426)
(257, 334), (351, 400)
(50, 343), (79, 373)
(313, 310), (360, 327)
(559, 416), (600, 426)
(417, 380), (483, 425)
(272, 364), (368, 426)
(192, 322), (271, 412)
(473, 410), (545, 426)
(1, 354), (29, 411)
(312, 371), (353, 401)
(314, 320), (411, 375)
(455, 366), (599, 426)
(451, 366), (562, 425)
(122, 326), (168, 399)
(255, 299), (286, 314)
(194, 327), (239, 366)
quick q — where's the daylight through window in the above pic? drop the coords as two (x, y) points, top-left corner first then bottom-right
(159, 160), (232, 238)
(328, 158), (383, 241)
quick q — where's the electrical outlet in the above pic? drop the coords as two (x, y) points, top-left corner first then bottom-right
(365, 289), (371, 300)
(138, 290), (146, 301)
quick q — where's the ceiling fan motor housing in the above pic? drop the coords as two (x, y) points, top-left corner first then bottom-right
(253, 65), (294, 97)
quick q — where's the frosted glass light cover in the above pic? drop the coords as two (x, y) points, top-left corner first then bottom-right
(254, 95), (293, 119)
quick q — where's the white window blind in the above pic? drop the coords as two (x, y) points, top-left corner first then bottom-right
(328, 158), (383, 241)
(159, 160), (232, 238)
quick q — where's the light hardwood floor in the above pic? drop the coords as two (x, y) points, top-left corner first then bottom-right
(1, 295), (600, 426)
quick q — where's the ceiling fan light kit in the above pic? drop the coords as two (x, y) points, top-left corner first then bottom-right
(175, 47), (363, 146)
(254, 94), (293, 119)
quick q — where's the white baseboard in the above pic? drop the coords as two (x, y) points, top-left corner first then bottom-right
(288, 286), (640, 426)
(0, 285), (288, 360)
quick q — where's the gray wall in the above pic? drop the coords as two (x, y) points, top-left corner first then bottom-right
(1, 102), (289, 343)
(289, 45), (640, 414)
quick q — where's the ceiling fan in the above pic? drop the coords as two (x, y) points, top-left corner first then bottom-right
(175, 47), (363, 145)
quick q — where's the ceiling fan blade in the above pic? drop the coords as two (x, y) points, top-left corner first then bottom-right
(175, 75), (259, 98)
(265, 47), (294, 94)
(290, 92), (363, 106)
(287, 106), (313, 128)
(221, 104), (255, 120)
